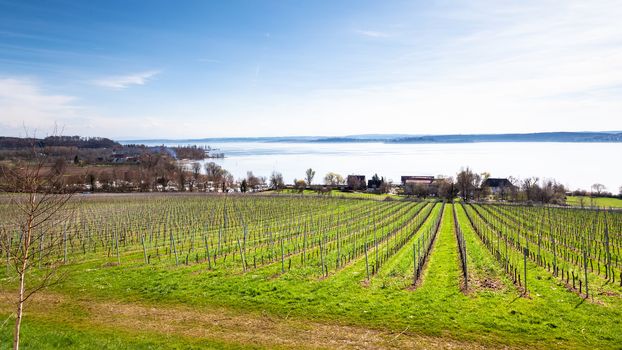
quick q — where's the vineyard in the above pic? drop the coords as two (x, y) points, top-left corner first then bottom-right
(1, 193), (621, 349)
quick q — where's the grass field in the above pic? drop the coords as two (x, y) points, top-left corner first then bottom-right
(1, 194), (621, 349)
(264, 188), (397, 200)
(567, 195), (622, 208)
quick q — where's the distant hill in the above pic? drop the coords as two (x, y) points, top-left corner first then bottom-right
(124, 136), (321, 143)
(0, 136), (120, 149)
(298, 131), (622, 143)
(121, 131), (622, 144)
(385, 132), (622, 143)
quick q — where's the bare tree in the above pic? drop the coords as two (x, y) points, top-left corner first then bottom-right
(507, 176), (520, 202)
(521, 177), (540, 202)
(270, 171), (285, 190)
(539, 178), (566, 204)
(258, 176), (267, 189)
(191, 162), (201, 191)
(591, 183), (606, 196)
(223, 170), (235, 191)
(246, 171), (260, 190)
(346, 176), (365, 191)
(456, 167), (481, 201)
(86, 172), (97, 192)
(0, 136), (74, 350)
(204, 162), (224, 191)
(176, 165), (187, 191)
(305, 168), (315, 187)
(435, 177), (456, 200)
(323, 172), (344, 186)
(294, 179), (307, 193)
(379, 179), (392, 194)
(413, 183), (429, 198)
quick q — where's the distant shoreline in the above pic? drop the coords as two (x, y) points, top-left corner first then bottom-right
(122, 131), (622, 144)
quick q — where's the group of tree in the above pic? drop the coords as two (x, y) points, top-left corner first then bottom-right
(0, 152), (271, 194)
(270, 171), (285, 190)
(404, 176), (457, 200)
(170, 145), (209, 160)
(240, 171), (265, 193)
(451, 167), (566, 204)
(323, 172), (345, 186)
(1, 136), (215, 173)
(0, 135), (119, 149)
(568, 184), (622, 208)
(400, 167), (569, 204)
(581, 183), (622, 199)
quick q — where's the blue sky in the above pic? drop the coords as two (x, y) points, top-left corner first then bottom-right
(1, 0), (621, 139)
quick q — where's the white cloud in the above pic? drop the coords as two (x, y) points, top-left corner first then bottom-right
(0, 77), (80, 135)
(93, 70), (160, 90)
(0, 77), (163, 138)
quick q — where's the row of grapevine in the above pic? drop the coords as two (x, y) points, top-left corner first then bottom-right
(470, 203), (622, 297)
(453, 204), (468, 290)
(460, 203), (529, 293)
(1, 194), (442, 280)
(412, 202), (445, 285)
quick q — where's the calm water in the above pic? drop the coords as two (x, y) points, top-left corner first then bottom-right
(142, 141), (621, 192)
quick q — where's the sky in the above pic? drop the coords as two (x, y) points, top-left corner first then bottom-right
(1, 0), (621, 139)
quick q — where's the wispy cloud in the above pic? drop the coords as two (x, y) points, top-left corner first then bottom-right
(0, 76), (172, 138)
(355, 29), (390, 38)
(0, 77), (80, 134)
(93, 70), (160, 89)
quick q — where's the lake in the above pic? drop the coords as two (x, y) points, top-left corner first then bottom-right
(139, 141), (621, 192)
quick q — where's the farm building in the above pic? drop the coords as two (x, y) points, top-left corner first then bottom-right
(110, 154), (140, 164)
(401, 176), (435, 186)
(347, 175), (366, 190)
(367, 175), (384, 190)
(482, 178), (514, 195)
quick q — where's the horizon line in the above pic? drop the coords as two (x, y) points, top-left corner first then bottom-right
(117, 130), (622, 142)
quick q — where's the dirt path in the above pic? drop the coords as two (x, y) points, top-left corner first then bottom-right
(0, 291), (503, 349)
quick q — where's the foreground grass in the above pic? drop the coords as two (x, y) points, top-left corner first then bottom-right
(0, 315), (249, 350)
(1, 290), (488, 350)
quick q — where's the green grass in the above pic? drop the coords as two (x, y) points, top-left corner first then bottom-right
(1, 196), (621, 349)
(263, 188), (398, 200)
(417, 204), (462, 299)
(566, 196), (622, 208)
(0, 318), (252, 350)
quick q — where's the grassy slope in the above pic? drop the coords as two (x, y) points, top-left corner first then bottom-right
(1, 203), (622, 348)
(566, 196), (622, 208)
